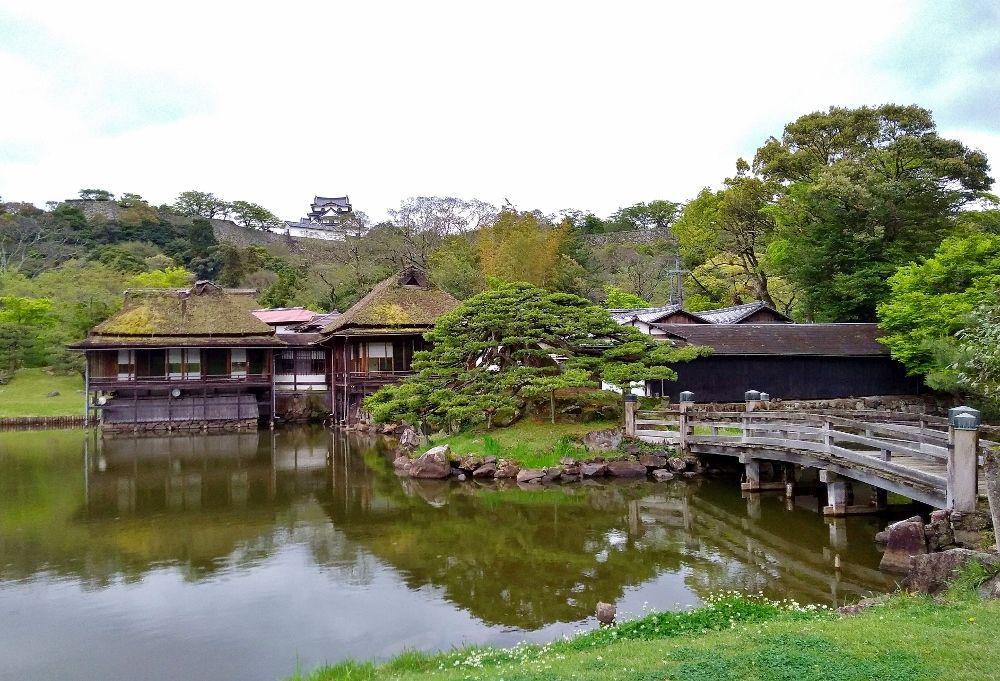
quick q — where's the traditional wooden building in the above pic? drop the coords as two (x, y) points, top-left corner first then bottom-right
(646, 323), (922, 402)
(319, 266), (460, 424)
(72, 281), (283, 430)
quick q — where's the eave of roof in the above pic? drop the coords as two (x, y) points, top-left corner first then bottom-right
(652, 323), (891, 356)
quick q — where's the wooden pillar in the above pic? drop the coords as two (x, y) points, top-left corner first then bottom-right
(821, 470), (851, 516)
(948, 407), (981, 512)
(743, 459), (760, 490)
(83, 359), (90, 429)
(624, 394), (637, 437)
(678, 391), (693, 453)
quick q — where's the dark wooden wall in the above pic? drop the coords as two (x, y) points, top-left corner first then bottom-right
(650, 355), (923, 402)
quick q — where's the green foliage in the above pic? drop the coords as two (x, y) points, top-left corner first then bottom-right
(427, 235), (484, 299)
(758, 104), (993, 321)
(78, 188), (114, 201)
(607, 200), (680, 231)
(230, 200), (282, 230)
(956, 302), (1000, 411)
(602, 285), (648, 309)
(96, 246), (148, 273)
(126, 266), (195, 289)
(173, 190), (230, 219)
(877, 231), (1000, 387)
(365, 282), (706, 429)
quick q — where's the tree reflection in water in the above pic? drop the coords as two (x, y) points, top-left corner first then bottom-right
(0, 426), (893, 629)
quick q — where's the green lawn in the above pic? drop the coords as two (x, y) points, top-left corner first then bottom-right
(421, 418), (620, 468)
(0, 368), (84, 418)
(292, 591), (1000, 681)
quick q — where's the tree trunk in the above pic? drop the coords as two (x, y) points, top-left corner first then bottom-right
(984, 450), (1000, 551)
(550, 391), (556, 424)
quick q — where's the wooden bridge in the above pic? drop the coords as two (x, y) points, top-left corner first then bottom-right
(624, 397), (995, 513)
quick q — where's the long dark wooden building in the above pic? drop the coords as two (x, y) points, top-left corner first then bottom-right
(646, 323), (922, 402)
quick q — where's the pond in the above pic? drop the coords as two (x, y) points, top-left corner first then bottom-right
(0, 427), (898, 681)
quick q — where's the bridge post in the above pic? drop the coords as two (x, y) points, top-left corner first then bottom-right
(743, 390), (760, 443)
(624, 394), (637, 438)
(947, 406), (981, 512)
(820, 470), (852, 516)
(678, 391), (694, 452)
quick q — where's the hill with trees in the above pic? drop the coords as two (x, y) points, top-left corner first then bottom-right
(2, 102), (1000, 414)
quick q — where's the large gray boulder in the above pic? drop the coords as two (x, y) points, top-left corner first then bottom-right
(879, 518), (927, 573)
(606, 460), (648, 478)
(580, 462), (608, 478)
(516, 468), (545, 484)
(583, 428), (623, 453)
(639, 454), (667, 469)
(495, 460), (520, 479)
(472, 462), (496, 479)
(408, 445), (452, 479)
(398, 428), (419, 449)
(904, 548), (1000, 595)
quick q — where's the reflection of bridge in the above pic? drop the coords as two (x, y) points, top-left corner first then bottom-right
(626, 399), (995, 512)
(635, 488), (894, 606)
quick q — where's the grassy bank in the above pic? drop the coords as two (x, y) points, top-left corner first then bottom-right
(292, 590), (1000, 681)
(0, 368), (83, 417)
(420, 418), (620, 469)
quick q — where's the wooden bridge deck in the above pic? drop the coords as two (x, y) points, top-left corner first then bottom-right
(632, 409), (997, 509)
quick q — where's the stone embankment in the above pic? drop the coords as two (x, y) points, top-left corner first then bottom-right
(876, 508), (1000, 594)
(390, 428), (703, 484)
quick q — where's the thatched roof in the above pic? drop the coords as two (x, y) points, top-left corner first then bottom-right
(81, 281), (280, 347)
(322, 266), (459, 335)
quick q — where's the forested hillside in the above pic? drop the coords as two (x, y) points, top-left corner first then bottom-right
(2, 103), (1000, 410)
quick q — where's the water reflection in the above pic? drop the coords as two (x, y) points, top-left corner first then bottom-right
(0, 427), (896, 681)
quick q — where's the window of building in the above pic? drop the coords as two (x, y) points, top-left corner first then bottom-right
(169, 349), (183, 378)
(310, 350), (326, 375)
(367, 342), (394, 372)
(117, 349), (132, 380)
(186, 349), (201, 379)
(231, 349), (247, 378)
(276, 350), (295, 375)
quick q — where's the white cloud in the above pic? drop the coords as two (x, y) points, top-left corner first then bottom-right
(2, 0), (995, 221)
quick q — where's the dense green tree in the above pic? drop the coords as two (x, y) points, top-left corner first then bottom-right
(364, 282), (707, 429)
(956, 302), (1000, 412)
(757, 104), (993, 321)
(230, 201), (282, 230)
(673, 166), (785, 309)
(173, 190), (230, 219)
(78, 189), (114, 201)
(608, 200), (680, 232)
(427, 235), (484, 299)
(603, 285), (648, 308)
(877, 231), (1000, 390)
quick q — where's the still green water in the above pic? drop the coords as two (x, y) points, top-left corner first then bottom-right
(0, 427), (896, 681)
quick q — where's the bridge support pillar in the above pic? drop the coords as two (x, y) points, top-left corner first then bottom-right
(740, 456), (785, 492)
(821, 470), (851, 516)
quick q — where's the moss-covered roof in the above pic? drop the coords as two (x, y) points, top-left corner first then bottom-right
(90, 282), (276, 339)
(322, 267), (459, 335)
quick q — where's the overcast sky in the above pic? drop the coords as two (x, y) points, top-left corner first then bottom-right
(1, 0), (997, 222)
